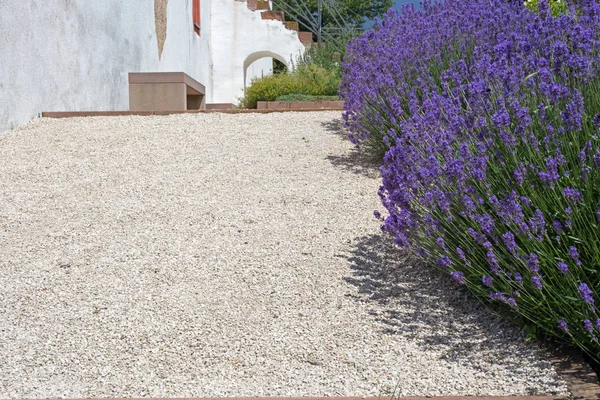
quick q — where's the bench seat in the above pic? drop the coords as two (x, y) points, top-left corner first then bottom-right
(129, 72), (206, 111)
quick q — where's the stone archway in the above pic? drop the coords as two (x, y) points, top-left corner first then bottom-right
(243, 51), (291, 89)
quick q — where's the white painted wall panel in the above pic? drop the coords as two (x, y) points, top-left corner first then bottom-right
(209, 0), (305, 105)
(0, 0), (305, 130)
(245, 58), (273, 87)
(0, 0), (210, 132)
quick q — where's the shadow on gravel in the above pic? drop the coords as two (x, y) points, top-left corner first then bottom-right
(343, 233), (553, 375)
(321, 119), (380, 179)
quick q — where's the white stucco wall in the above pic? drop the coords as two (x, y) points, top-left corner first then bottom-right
(209, 0), (306, 105)
(0, 0), (307, 131)
(159, 0), (213, 101)
(0, 0), (211, 132)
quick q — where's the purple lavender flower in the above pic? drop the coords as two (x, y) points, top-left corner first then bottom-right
(582, 166), (591, 180)
(489, 291), (507, 302)
(564, 187), (583, 203)
(557, 262), (569, 275)
(528, 253), (540, 274)
(436, 256), (453, 268)
(502, 231), (518, 256)
(532, 276), (543, 290)
(487, 249), (499, 274)
(558, 319), (569, 333)
(529, 210), (546, 239)
(450, 271), (465, 285)
(569, 246), (582, 266)
(467, 228), (486, 245)
(492, 109), (511, 128)
(463, 196), (477, 213)
(436, 237), (448, 252)
(456, 247), (466, 262)
(562, 92), (584, 131)
(514, 169), (523, 186)
(552, 220), (563, 234)
(482, 275), (493, 287)
(579, 282), (595, 305)
(478, 214), (495, 235)
(539, 157), (560, 183)
(514, 272), (523, 286)
(341, 0), (600, 354)
(520, 196), (532, 208)
(565, 220), (573, 230)
(594, 151), (600, 169)
(507, 297), (517, 308)
(584, 320), (594, 334)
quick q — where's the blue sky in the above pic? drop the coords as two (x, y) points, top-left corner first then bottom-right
(391, 0), (421, 11)
(364, 0), (420, 27)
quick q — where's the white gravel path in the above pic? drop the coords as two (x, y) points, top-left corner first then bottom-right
(0, 112), (567, 398)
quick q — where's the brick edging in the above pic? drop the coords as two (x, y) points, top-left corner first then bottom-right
(41, 109), (344, 118)
(257, 100), (344, 110)
(29, 397), (564, 400)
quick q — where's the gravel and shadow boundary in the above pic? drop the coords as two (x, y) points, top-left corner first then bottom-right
(0, 112), (567, 398)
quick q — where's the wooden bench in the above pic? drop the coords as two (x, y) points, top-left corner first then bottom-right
(128, 72), (206, 112)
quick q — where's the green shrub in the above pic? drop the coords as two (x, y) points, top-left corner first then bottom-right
(240, 73), (299, 109)
(295, 44), (343, 73)
(295, 63), (341, 96)
(240, 44), (342, 109)
(240, 64), (340, 109)
(524, 0), (567, 16)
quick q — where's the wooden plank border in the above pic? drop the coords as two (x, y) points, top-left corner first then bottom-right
(41, 109), (344, 118)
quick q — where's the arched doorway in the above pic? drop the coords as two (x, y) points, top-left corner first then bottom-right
(243, 51), (291, 89)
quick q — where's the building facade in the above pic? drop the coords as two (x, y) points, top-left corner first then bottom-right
(0, 0), (309, 131)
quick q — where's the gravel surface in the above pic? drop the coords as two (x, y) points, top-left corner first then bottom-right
(0, 112), (567, 398)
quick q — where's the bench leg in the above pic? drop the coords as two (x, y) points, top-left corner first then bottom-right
(186, 94), (205, 110)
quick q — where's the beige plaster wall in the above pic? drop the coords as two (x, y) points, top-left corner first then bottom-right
(155, 0), (169, 59)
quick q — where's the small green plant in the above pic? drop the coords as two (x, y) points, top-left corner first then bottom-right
(294, 44), (343, 73)
(524, 0), (568, 16)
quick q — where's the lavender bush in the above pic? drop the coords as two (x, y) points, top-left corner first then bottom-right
(341, 0), (600, 359)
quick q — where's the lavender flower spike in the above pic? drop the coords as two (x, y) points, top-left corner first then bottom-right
(482, 276), (493, 287)
(579, 282), (595, 305)
(558, 319), (569, 333)
(451, 271), (465, 285)
(557, 262), (569, 275)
